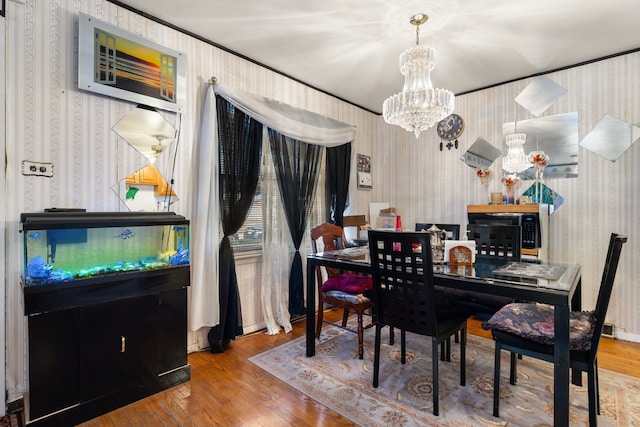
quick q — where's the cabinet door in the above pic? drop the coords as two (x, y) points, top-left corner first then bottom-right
(79, 295), (159, 401)
(28, 310), (80, 420)
(137, 164), (159, 184)
(157, 288), (187, 373)
(155, 175), (177, 197)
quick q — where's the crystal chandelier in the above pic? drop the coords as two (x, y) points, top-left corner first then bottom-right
(383, 13), (454, 138)
(502, 133), (530, 173)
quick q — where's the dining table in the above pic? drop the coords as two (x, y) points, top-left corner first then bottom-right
(306, 245), (582, 427)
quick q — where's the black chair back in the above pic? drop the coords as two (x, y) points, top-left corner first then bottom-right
(467, 224), (521, 261)
(368, 230), (438, 336)
(589, 233), (627, 358)
(415, 223), (460, 240)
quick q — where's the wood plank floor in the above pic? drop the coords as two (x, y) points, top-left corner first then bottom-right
(80, 309), (640, 426)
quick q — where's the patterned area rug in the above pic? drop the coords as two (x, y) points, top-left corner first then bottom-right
(250, 322), (640, 426)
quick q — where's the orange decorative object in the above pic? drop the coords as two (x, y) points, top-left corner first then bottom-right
(449, 246), (473, 265)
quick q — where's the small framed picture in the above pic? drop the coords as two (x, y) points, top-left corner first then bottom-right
(357, 154), (372, 190)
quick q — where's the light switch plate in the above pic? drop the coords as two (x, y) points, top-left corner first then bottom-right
(22, 160), (54, 177)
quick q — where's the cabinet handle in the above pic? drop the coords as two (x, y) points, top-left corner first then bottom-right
(121, 336), (126, 353)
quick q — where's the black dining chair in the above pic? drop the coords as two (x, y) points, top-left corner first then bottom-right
(442, 224), (522, 319)
(415, 223), (460, 240)
(484, 233), (627, 426)
(467, 224), (521, 261)
(368, 230), (470, 416)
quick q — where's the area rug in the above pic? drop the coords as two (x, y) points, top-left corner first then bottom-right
(250, 322), (640, 426)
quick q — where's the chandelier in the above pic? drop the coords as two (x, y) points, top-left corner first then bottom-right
(383, 13), (454, 138)
(502, 133), (530, 173)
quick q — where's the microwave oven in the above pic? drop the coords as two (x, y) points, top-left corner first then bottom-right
(467, 212), (541, 249)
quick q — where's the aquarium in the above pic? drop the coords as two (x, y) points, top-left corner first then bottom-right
(21, 211), (190, 288)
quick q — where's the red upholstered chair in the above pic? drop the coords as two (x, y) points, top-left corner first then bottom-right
(310, 222), (373, 359)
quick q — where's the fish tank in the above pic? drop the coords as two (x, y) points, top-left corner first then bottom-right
(21, 211), (190, 292)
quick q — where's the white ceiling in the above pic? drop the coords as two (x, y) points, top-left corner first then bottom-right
(115, 0), (640, 114)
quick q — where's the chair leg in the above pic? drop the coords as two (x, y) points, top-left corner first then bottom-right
(509, 351), (517, 385)
(460, 327), (466, 386)
(595, 358), (600, 415)
(356, 314), (364, 360)
(315, 297), (324, 339)
(400, 330), (407, 364)
(440, 338), (452, 362)
(493, 342), (501, 417)
(389, 326), (395, 345)
(341, 308), (349, 327)
(432, 336), (440, 416)
(587, 365), (597, 427)
(373, 325), (382, 388)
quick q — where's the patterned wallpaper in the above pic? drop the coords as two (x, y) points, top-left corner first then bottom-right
(2, 0), (379, 401)
(2, 0), (639, 404)
(375, 53), (640, 343)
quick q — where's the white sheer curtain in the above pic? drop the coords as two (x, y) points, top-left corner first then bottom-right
(261, 133), (294, 334)
(190, 85), (221, 331)
(261, 137), (327, 335)
(192, 82), (354, 336)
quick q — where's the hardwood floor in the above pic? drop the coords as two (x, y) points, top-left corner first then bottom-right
(79, 309), (640, 427)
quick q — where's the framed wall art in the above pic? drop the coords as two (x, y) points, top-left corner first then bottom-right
(357, 154), (372, 190)
(78, 13), (186, 112)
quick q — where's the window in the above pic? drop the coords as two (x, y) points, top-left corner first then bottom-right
(230, 148), (327, 252)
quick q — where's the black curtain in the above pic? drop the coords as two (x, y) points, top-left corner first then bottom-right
(209, 95), (263, 353)
(325, 143), (352, 226)
(267, 129), (323, 316)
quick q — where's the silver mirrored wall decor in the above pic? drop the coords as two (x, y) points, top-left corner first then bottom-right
(580, 114), (640, 161)
(460, 137), (502, 169)
(515, 76), (567, 117)
(112, 164), (178, 212)
(502, 112), (579, 179)
(113, 106), (177, 163)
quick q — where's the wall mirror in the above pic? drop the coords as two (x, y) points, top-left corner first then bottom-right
(112, 164), (177, 211)
(515, 76), (567, 117)
(460, 137), (502, 169)
(113, 105), (177, 163)
(580, 114), (640, 161)
(502, 112), (579, 179)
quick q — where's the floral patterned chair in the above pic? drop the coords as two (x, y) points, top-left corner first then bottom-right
(484, 233), (627, 426)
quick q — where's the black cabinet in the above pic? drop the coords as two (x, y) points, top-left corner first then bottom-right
(26, 285), (189, 426)
(21, 211), (191, 426)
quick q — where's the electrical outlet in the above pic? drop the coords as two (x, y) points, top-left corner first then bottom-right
(22, 160), (54, 177)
